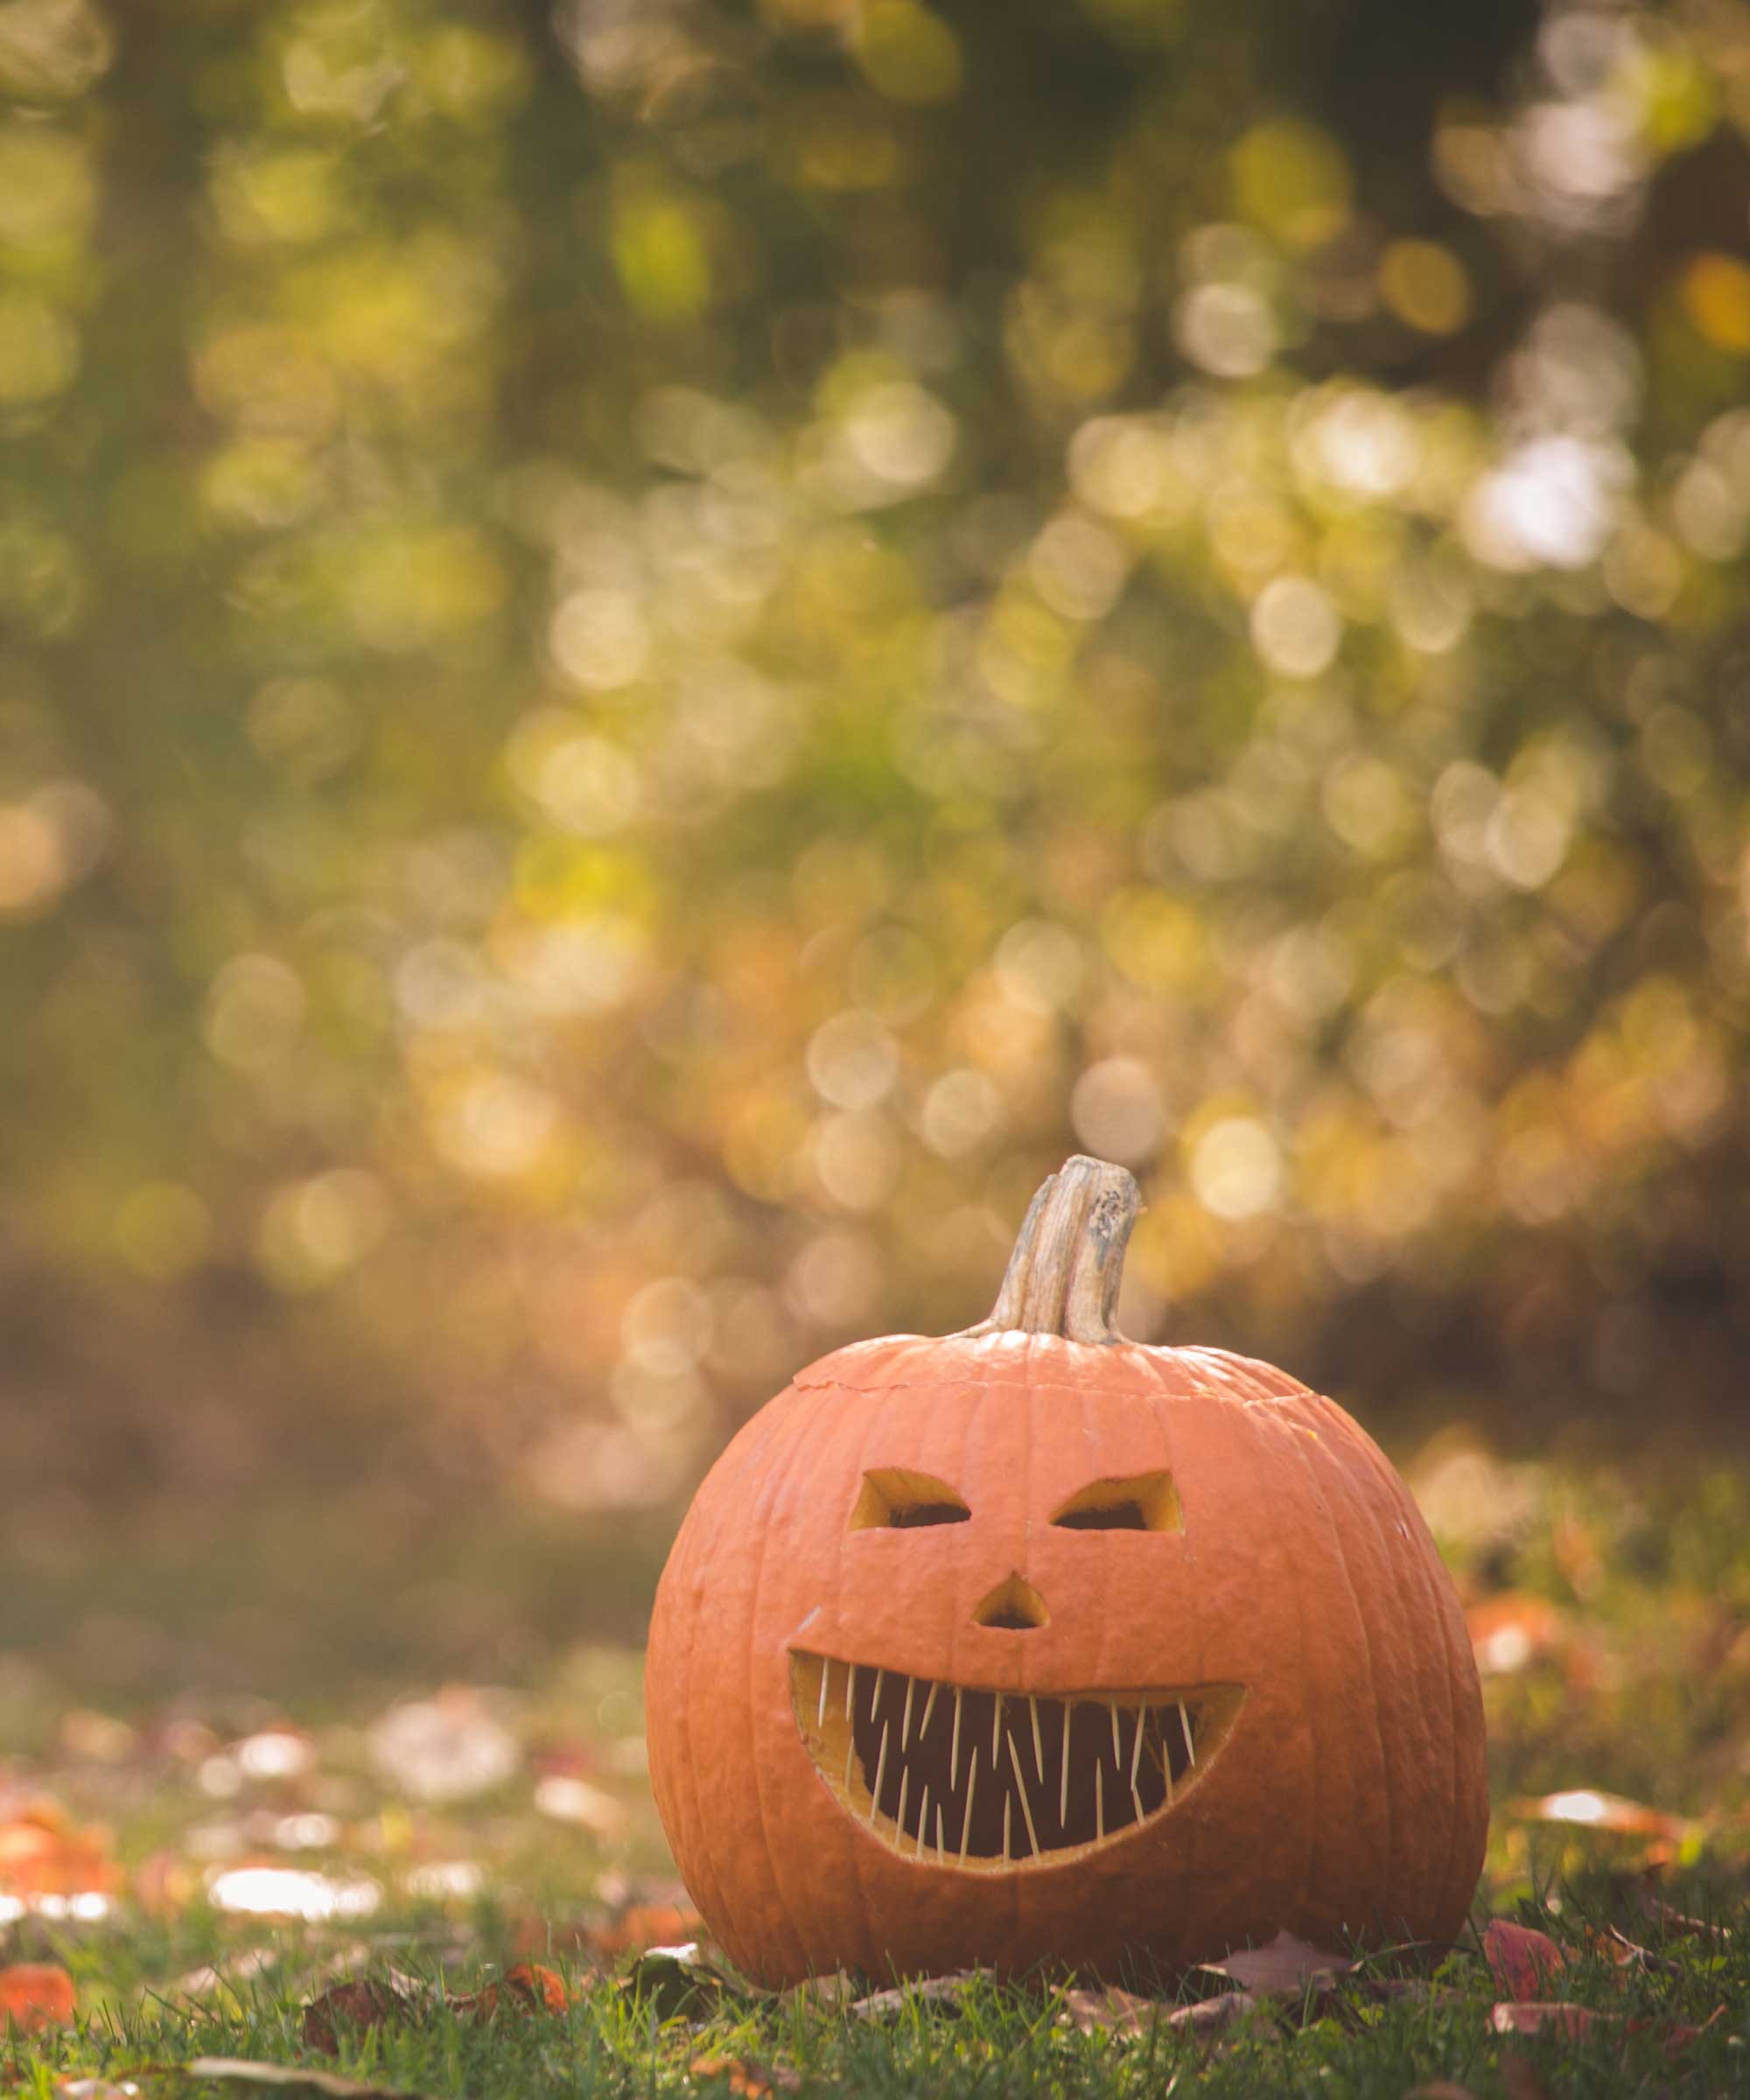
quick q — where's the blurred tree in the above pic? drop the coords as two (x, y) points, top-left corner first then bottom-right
(1, 0), (1746, 1530)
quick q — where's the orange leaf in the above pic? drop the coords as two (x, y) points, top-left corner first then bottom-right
(0, 1962), (76, 2033)
(688, 2057), (799, 2096)
(0, 1806), (118, 1898)
(457, 1963), (570, 2020)
(1482, 1921), (1567, 2001)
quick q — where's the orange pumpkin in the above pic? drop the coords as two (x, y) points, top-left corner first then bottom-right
(646, 1157), (1488, 1984)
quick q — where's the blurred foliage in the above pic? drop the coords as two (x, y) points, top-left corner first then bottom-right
(4, 0), (1750, 1525)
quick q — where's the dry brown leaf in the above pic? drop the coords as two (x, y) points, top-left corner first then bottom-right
(1056, 1985), (1157, 2037)
(687, 2055), (801, 2096)
(187, 2058), (430, 2100)
(0, 1961), (76, 2034)
(1165, 1991), (1263, 2038)
(1200, 1930), (1354, 1994)
(301, 1973), (430, 2054)
(455, 1962), (570, 2020)
(1480, 1921), (1567, 2001)
(850, 1970), (990, 2019)
(1488, 2001), (1615, 2040)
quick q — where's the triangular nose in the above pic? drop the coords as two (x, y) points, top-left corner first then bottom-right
(971, 1572), (1049, 1630)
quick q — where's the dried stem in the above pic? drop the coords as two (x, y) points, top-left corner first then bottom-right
(960, 1154), (1141, 1345)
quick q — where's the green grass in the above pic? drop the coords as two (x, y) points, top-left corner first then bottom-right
(4, 1449), (1750, 2096)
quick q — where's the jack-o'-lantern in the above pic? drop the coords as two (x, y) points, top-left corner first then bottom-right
(645, 1157), (1488, 1984)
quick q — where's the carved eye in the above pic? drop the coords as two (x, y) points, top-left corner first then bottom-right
(850, 1468), (970, 1532)
(1050, 1471), (1180, 1533)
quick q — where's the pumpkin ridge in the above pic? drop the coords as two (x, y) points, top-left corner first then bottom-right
(1293, 1410), (1403, 1932)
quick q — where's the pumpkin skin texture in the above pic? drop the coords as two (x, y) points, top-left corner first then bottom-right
(645, 1160), (1487, 1986)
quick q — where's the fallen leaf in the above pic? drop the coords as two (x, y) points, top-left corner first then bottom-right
(0, 1804), (118, 1898)
(687, 2055), (800, 2096)
(301, 1973), (430, 2054)
(1057, 1985), (1157, 2037)
(1165, 1991), (1263, 2038)
(0, 1962), (76, 2034)
(1634, 1889), (1732, 1942)
(1509, 1789), (1690, 1843)
(1200, 1931), (1354, 1994)
(367, 1690), (519, 1805)
(1481, 1921), (1567, 2001)
(1466, 1594), (1562, 1676)
(777, 1971), (857, 2011)
(186, 2059), (430, 2100)
(455, 1963), (570, 2020)
(850, 1970), (990, 2019)
(1488, 2001), (1615, 2039)
(620, 1943), (744, 2018)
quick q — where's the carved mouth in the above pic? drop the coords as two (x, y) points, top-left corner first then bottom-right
(788, 1652), (1242, 1872)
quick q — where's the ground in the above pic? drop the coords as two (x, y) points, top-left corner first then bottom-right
(1, 1446), (1747, 2097)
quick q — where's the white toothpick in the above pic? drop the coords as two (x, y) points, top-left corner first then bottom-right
(1110, 1698), (1122, 1765)
(991, 1691), (1002, 1761)
(1006, 1731), (1040, 1858)
(896, 1765), (910, 1840)
(872, 1666), (885, 1712)
(870, 1722), (890, 1822)
(958, 1765), (975, 1868)
(920, 1679), (940, 1736)
(1179, 1701), (1195, 1767)
(1028, 1695), (1043, 1776)
(845, 1661), (856, 1721)
(950, 1687), (963, 1779)
(1059, 1710), (1070, 1826)
(1132, 1776), (1146, 1826)
(901, 1676), (916, 1748)
(916, 1786), (930, 1859)
(843, 1729), (855, 1794)
(1130, 1707), (1144, 1789)
(934, 1799), (946, 1866)
(817, 1659), (830, 1729)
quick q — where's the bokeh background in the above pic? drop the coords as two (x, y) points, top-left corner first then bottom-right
(4, 0), (1749, 1692)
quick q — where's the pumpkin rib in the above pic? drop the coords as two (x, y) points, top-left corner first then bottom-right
(1286, 1410), (1399, 1938)
(743, 1405), (816, 1983)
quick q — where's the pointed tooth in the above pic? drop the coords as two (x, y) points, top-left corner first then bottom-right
(817, 1658), (831, 1730)
(991, 1691), (1002, 1762)
(920, 1678), (940, 1737)
(896, 1764), (909, 1842)
(1029, 1696), (1043, 1777)
(843, 1729), (856, 1795)
(1129, 1707), (1144, 1788)
(950, 1687), (963, 1779)
(845, 1661), (856, 1722)
(1131, 1778), (1146, 1826)
(902, 1675), (916, 1749)
(1110, 1698), (1122, 1765)
(958, 1757), (976, 1868)
(1096, 1761), (1105, 1843)
(1006, 1731), (1040, 1858)
(873, 1666), (885, 1712)
(1180, 1701), (1195, 1767)
(870, 1722), (890, 1823)
(1059, 1707), (1070, 1827)
(916, 1786), (930, 1859)
(1002, 1792), (1012, 1864)
(935, 1799), (946, 1866)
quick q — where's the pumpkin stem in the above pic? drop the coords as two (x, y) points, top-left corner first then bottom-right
(961, 1155), (1141, 1345)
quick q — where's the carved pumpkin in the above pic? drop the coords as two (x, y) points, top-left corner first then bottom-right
(646, 1157), (1488, 1984)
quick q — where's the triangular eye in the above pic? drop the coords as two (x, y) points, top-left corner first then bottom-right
(850, 1468), (970, 1531)
(1050, 1471), (1180, 1532)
